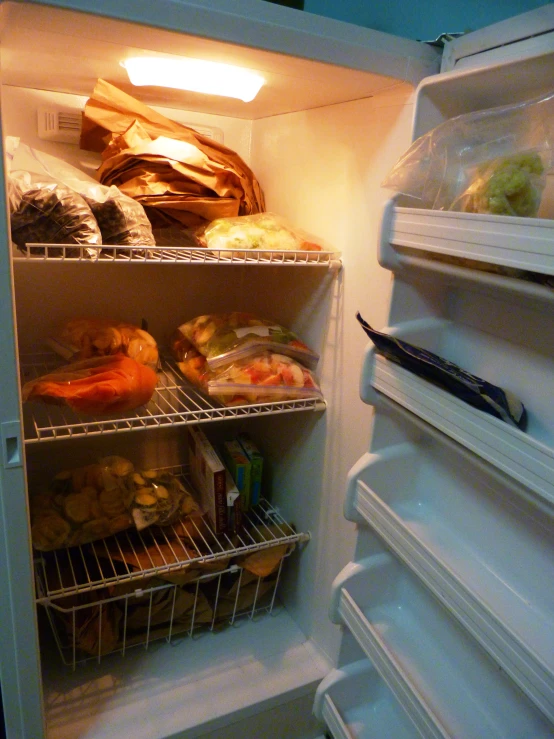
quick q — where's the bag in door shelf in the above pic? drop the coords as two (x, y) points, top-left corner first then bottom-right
(356, 313), (526, 430)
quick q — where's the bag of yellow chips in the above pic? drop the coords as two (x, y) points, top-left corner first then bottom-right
(30, 456), (198, 551)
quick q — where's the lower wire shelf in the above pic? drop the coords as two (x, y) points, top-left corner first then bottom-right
(34, 487), (309, 669)
(39, 560), (289, 670)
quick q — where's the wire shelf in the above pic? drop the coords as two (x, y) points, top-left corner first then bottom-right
(35, 490), (308, 603)
(14, 243), (342, 269)
(39, 558), (288, 669)
(21, 353), (326, 443)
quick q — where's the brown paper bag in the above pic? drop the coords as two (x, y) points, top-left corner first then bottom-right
(80, 80), (265, 228)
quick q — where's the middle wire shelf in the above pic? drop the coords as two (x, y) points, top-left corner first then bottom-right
(35, 488), (309, 604)
(21, 353), (326, 443)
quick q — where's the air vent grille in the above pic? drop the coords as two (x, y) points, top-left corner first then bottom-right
(37, 107), (81, 144)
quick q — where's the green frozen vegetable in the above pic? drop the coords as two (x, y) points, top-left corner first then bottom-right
(455, 152), (545, 217)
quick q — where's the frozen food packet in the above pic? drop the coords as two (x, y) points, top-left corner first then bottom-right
(8, 138), (155, 248)
(21, 354), (158, 416)
(10, 177), (102, 256)
(381, 90), (554, 215)
(48, 317), (159, 368)
(173, 311), (319, 370)
(356, 313), (527, 430)
(206, 350), (323, 406)
(195, 212), (326, 253)
(125, 468), (199, 531)
(30, 456), (136, 551)
(449, 150), (546, 216)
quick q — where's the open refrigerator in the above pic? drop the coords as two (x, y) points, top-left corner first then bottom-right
(0, 2), (552, 739)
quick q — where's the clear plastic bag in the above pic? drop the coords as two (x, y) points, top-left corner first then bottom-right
(381, 91), (554, 216)
(10, 177), (102, 254)
(7, 138), (155, 248)
(196, 212), (325, 253)
(206, 351), (323, 406)
(172, 311), (319, 370)
(48, 317), (159, 368)
(21, 354), (158, 416)
(30, 456), (198, 550)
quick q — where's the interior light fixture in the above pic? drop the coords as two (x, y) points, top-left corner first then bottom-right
(122, 56), (265, 103)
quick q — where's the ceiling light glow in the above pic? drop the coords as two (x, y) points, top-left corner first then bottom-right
(122, 56), (265, 103)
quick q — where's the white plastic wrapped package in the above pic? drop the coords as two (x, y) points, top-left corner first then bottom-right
(8, 138), (155, 248)
(381, 91), (554, 217)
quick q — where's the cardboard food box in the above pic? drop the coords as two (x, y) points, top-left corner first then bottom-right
(222, 439), (252, 511)
(187, 426), (227, 534)
(236, 432), (264, 506)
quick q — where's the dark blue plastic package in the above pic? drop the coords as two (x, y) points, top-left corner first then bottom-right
(356, 312), (527, 431)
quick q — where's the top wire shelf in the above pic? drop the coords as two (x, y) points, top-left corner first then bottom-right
(13, 243), (342, 269)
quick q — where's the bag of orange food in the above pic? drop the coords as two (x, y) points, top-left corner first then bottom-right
(48, 317), (159, 368)
(22, 354), (158, 415)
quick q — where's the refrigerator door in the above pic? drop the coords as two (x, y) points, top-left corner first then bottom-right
(317, 7), (554, 739)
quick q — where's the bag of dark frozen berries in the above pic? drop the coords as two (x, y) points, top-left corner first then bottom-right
(7, 137), (156, 254)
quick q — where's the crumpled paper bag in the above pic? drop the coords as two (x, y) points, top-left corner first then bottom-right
(80, 80), (265, 228)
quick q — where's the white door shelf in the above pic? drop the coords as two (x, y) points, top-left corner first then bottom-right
(361, 348), (554, 509)
(344, 436), (554, 722)
(359, 295), (554, 511)
(378, 198), (554, 276)
(329, 553), (554, 739)
(313, 659), (420, 739)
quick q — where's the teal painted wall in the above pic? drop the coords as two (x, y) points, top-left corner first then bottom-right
(303, 0), (548, 41)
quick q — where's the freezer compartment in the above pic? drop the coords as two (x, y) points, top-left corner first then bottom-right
(359, 275), (554, 509)
(329, 550), (554, 738)
(343, 417), (554, 721)
(313, 657), (420, 739)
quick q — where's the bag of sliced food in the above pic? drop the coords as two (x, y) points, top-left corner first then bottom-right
(48, 317), (159, 368)
(30, 456), (199, 551)
(172, 311), (319, 370)
(206, 351), (323, 406)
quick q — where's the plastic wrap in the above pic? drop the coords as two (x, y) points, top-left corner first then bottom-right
(196, 212), (324, 253)
(206, 351), (323, 406)
(172, 311), (319, 370)
(22, 354), (158, 416)
(49, 318), (159, 368)
(10, 178), (102, 254)
(8, 138), (155, 248)
(381, 91), (554, 216)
